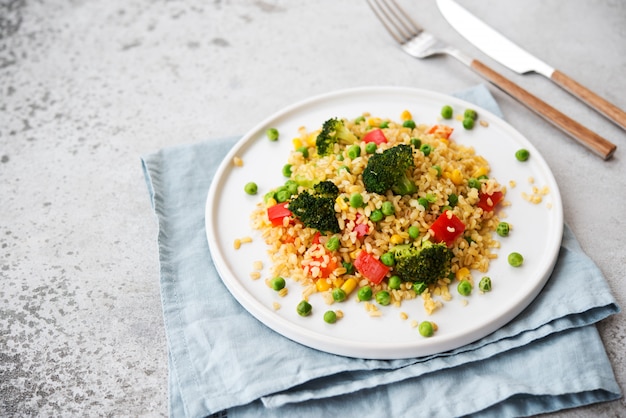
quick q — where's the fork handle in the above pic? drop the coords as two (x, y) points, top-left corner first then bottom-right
(470, 59), (616, 160)
(551, 69), (626, 131)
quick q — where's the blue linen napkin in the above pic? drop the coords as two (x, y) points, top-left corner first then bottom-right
(141, 85), (621, 418)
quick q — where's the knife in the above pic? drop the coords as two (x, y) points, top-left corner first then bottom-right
(436, 0), (626, 131)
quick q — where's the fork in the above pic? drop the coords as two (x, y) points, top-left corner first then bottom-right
(367, 0), (616, 160)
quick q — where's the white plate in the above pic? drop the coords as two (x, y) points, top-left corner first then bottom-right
(205, 86), (563, 359)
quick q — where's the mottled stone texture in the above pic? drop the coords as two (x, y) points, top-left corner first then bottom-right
(1, 0), (625, 416)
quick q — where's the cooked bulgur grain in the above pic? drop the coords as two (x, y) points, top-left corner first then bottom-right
(251, 114), (505, 315)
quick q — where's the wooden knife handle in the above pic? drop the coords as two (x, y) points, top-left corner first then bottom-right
(470, 59), (616, 160)
(551, 69), (626, 131)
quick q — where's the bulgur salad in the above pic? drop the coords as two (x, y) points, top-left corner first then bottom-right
(248, 108), (511, 332)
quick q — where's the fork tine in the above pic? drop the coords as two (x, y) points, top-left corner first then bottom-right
(367, 0), (421, 44)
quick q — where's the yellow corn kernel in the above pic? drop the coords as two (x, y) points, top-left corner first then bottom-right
(340, 278), (357, 295)
(445, 169), (464, 185)
(473, 166), (490, 178)
(292, 138), (303, 149)
(232, 156), (243, 167)
(456, 267), (471, 281)
(316, 279), (332, 292)
(266, 197), (277, 207)
(367, 117), (381, 127)
(332, 278), (345, 288)
(306, 133), (317, 146)
(336, 196), (349, 211)
(400, 110), (412, 121)
(390, 234), (404, 245)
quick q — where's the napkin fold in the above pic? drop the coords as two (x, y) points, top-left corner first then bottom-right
(141, 85), (621, 418)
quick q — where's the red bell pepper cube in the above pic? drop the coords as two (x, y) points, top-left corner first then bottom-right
(354, 223), (369, 238)
(362, 129), (388, 145)
(427, 124), (453, 139)
(429, 211), (466, 247)
(354, 251), (390, 285)
(267, 202), (292, 226)
(477, 191), (504, 212)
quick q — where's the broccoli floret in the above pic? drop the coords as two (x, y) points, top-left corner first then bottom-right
(288, 182), (340, 233)
(313, 180), (339, 198)
(392, 241), (452, 284)
(362, 144), (417, 195)
(316, 118), (358, 156)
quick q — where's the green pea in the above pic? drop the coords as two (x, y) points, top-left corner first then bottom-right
(462, 117), (475, 130)
(448, 193), (459, 207)
(425, 193), (437, 203)
(417, 197), (429, 208)
(354, 116), (366, 124)
(457, 280), (472, 296)
(263, 191), (275, 203)
(244, 182), (258, 195)
(388, 275), (401, 290)
(441, 105), (453, 119)
(420, 143), (432, 156)
(282, 163), (292, 177)
(496, 222), (510, 237)
(284, 180), (298, 196)
(357, 285), (373, 301)
(325, 236), (340, 251)
(380, 252), (395, 267)
(269, 277), (285, 291)
(468, 178), (481, 189)
(418, 321), (434, 337)
(338, 165), (350, 173)
(508, 252), (524, 267)
(275, 187), (290, 203)
(365, 142), (377, 154)
(323, 310), (337, 324)
(332, 288), (347, 302)
(515, 149), (530, 162)
(379, 120), (389, 129)
(266, 128), (279, 141)
(297, 146), (309, 158)
(464, 108), (478, 120)
(403, 120), (416, 129)
(381, 201), (395, 216)
(350, 193), (364, 208)
(375, 290), (391, 306)
(336, 154), (344, 161)
(478, 276), (492, 292)
(410, 137), (422, 148)
(370, 209), (384, 223)
(347, 144), (361, 159)
(413, 282), (427, 295)
(296, 300), (312, 316)
(408, 225), (419, 240)
(432, 165), (442, 177)
(342, 261), (354, 275)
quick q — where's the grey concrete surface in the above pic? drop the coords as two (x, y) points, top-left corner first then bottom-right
(1, 0), (624, 416)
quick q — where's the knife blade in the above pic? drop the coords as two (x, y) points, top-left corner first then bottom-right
(436, 0), (626, 131)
